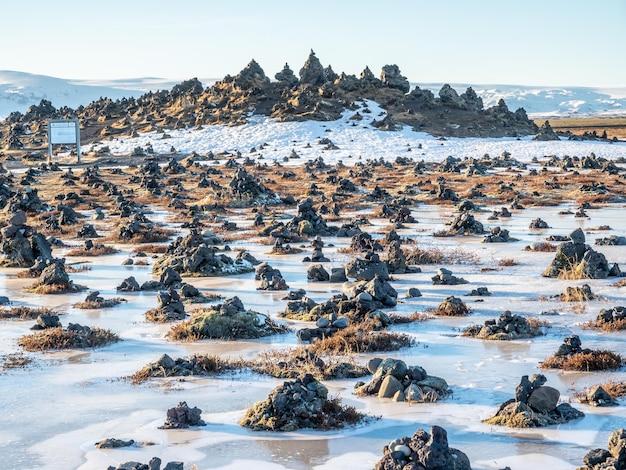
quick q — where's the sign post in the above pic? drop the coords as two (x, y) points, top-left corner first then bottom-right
(48, 119), (81, 164)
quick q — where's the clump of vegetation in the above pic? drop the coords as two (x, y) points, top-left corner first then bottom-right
(168, 297), (289, 341)
(73, 298), (126, 309)
(250, 347), (369, 380)
(307, 322), (414, 355)
(584, 306), (626, 331)
(524, 242), (557, 252)
(405, 245), (479, 265)
(1, 353), (32, 371)
(25, 282), (86, 295)
(462, 311), (548, 340)
(559, 284), (596, 301)
(18, 325), (120, 351)
(129, 353), (244, 385)
(432, 296), (470, 316)
(65, 245), (119, 256)
(498, 258), (519, 267)
(541, 335), (624, 371)
(0, 306), (57, 320)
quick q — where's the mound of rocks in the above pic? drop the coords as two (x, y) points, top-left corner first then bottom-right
(541, 334), (624, 371)
(106, 458), (183, 470)
(285, 197), (336, 237)
(462, 310), (544, 340)
(578, 384), (618, 407)
(543, 228), (620, 279)
(431, 267), (468, 285)
(239, 373), (365, 431)
(529, 218), (550, 229)
(374, 425), (471, 470)
(434, 296), (470, 316)
(145, 289), (186, 322)
(255, 262), (289, 290)
(0, 210), (53, 268)
(227, 167), (280, 204)
(482, 226), (517, 243)
(345, 252), (390, 281)
(354, 358), (451, 403)
(594, 306), (626, 328)
(595, 235), (626, 246)
(559, 284), (597, 301)
(158, 401), (205, 429)
(153, 229), (254, 277)
(484, 374), (584, 427)
(579, 428), (626, 469)
(447, 212), (484, 235)
(170, 296), (289, 340)
(343, 274), (398, 307)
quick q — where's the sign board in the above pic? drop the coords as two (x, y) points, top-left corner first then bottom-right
(49, 121), (78, 144)
(47, 119), (81, 163)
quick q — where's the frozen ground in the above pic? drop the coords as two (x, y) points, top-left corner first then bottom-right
(1, 104), (626, 470)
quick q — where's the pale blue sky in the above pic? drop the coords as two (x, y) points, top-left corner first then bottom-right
(3, 0), (625, 87)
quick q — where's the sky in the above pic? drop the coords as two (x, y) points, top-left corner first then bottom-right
(2, 0), (625, 87)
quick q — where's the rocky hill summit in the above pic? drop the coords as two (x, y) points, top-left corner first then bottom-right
(0, 50), (538, 151)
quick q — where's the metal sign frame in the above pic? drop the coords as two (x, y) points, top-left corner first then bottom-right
(48, 119), (81, 164)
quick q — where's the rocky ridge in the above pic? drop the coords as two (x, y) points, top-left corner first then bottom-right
(0, 51), (538, 154)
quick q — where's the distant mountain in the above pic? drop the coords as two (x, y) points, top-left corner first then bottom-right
(1, 70), (625, 120)
(419, 83), (626, 117)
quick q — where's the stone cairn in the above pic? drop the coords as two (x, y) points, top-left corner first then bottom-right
(374, 425), (472, 470)
(578, 428), (626, 469)
(483, 374), (584, 427)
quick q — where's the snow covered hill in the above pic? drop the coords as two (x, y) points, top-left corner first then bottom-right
(1, 70), (625, 120)
(419, 83), (626, 117)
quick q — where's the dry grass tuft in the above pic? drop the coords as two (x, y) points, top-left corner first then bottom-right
(405, 245), (480, 265)
(307, 323), (414, 355)
(129, 354), (244, 385)
(250, 347), (369, 380)
(132, 244), (169, 254)
(66, 245), (119, 256)
(498, 258), (519, 267)
(0, 306), (57, 320)
(1, 353), (32, 371)
(389, 311), (433, 324)
(573, 380), (626, 402)
(72, 298), (126, 309)
(18, 327), (120, 351)
(25, 282), (86, 295)
(541, 350), (624, 371)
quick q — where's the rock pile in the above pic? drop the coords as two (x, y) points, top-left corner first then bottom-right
(446, 212), (484, 235)
(374, 425), (472, 470)
(462, 311), (544, 340)
(345, 253), (390, 281)
(482, 226), (517, 243)
(255, 262), (289, 290)
(593, 306), (626, 328)
(543, 228), (619, 279)
(0, 210), (53, 268)
(431, 267), (468, 285)
(484, 374), (584, 427)
(158, 401), (205, 429)
(578, 384), (618, 407)
(169, 296), (289, 340)
(145, 289), (186, 322)
(106, 459), (183, 470)
(153, 229), (254, 277)
(354, 358), (451, 403)
(578, 428), (626, 469)
(239, 373), (365, 431)
(540, 334), (624, 371)
(434, 296), (470, 316)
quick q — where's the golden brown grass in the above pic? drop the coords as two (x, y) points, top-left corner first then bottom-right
(405, 245), (480, 265)
(0, 306), (57, 320)
(307, 323), (414, 355)
(129, 354), (244, 385)
(18, 327), (120, 351)
(540, 350), (624, 371)
(132, 244), (169, 254)
(584, 317), (626, 331)
(539, 116), (626, 140)
(249, 347), (369, 380)
(498, 258), (519, 267)
(72, 298), (126, 309)
(1, 353), (32, 371)
(25, 282), (86, 295)
(65, 245), (119, 256)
